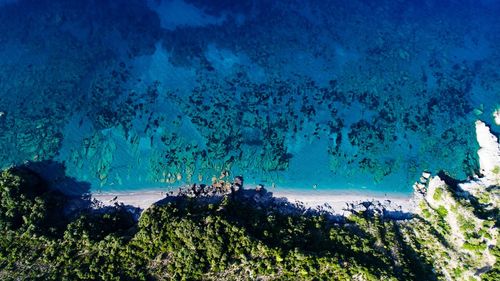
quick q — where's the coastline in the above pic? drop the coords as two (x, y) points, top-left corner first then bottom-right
(92, 189), (168, 210)
(272, 189), (414, 214)
(91, 187), (414, 214)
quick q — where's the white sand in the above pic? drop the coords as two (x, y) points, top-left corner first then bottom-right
(92, 187), (414, 214)
(92, 190), (167, 210)
(272, 189), (413, 213)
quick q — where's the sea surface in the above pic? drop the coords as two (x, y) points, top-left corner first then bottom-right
(0, 0), (499, 195)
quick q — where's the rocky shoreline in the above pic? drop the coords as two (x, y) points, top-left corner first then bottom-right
(92, 119), (499, 223)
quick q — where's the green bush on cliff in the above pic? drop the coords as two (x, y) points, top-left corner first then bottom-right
(433, 187), (443, 201)
(0, 168), (45, 232)
(1, 166), (491, 280)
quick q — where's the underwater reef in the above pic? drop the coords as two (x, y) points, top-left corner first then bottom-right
(1, 0), (499, 193)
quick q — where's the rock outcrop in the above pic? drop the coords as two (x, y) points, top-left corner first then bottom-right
(475, 120), (500, 184)
(408, 120), (499, 281)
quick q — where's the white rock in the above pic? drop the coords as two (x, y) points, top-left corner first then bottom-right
(494, 108), (500, 126)
(475, 120), (500, 181)
(428, 176), (446, 190)
(416, 182), (426, 191)
(425, 176), (447, 203)
(422, 171), (431, 179)
(458, 180), (483, 194)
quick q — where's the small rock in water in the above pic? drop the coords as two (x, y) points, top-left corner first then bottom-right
(234, 176), (244, 188)
(494, 108), (500, 125)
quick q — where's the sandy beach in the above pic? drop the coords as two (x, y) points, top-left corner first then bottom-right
(92, 187), (414, 214)
(271, 189), (414, 214)
(92, 190), (168, 210)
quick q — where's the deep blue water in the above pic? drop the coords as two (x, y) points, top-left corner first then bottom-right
(0, 0), (499, 195)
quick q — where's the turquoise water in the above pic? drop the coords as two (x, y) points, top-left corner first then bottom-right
(0, 0), (499, 195)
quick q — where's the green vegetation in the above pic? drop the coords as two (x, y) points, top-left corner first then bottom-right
(462, 242), (487, 252)
(457, 214), (475, 233)
(433, 187), (444, 201)
(436, 206), (448, 218)
(419, 201), (432, 218)
(0, 165), (497, 280)
(0, 168), (66, 236)
(492, 165), (500, 175)
(483, 242), (500, 281)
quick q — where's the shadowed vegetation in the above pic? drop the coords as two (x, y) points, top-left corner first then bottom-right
(2, 162), (496, 280)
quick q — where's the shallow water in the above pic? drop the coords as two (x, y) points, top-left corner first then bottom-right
(0, 0), (499, 195)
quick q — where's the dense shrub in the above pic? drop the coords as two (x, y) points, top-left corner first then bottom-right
(0, 167), (486, 280)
